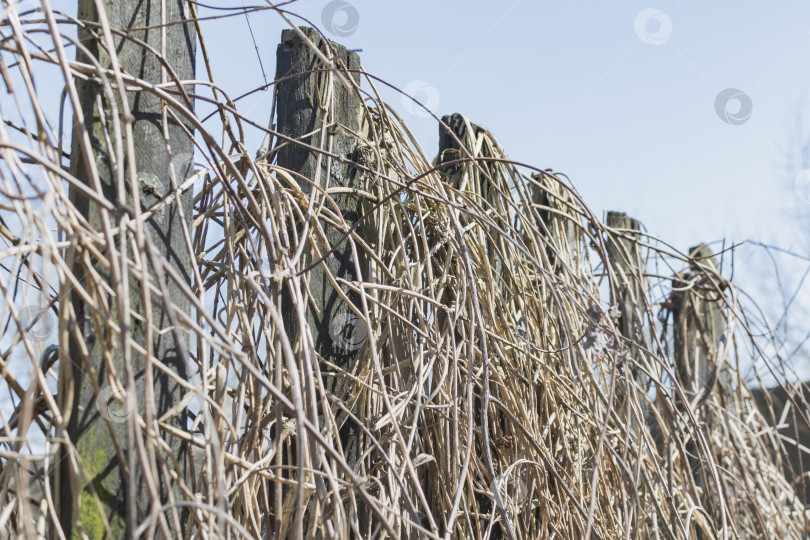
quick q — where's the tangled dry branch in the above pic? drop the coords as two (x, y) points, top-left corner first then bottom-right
(0, 2), (808, 539)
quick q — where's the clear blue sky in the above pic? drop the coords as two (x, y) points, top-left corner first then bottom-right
(200, 0), (810, 253)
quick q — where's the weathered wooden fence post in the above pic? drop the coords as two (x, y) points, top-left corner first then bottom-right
(272, 25), (367, 536)
(751, 383), (810, 504)
(605, 211), (657, 532)
(437, 113), (521, 540)
(58, 0), (195, 536)
(671, 244), (731, 405)
(274, 26), (365, 373)
(670, 243), (733, 532)
(605, 211), (651, 428)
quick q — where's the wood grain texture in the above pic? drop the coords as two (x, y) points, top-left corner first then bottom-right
(59, 1), (195, 536)
(275, 27), (366, 372)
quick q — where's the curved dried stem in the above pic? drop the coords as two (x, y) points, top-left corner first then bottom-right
(0, 2), (807, 538)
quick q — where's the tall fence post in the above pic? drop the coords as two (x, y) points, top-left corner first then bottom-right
(670, 243), (733, 532)
(58, 0), (195, 537)
(605, 211), (657, 532)
(272, 26), (367, 536)
(605, 212), (651, 427)
(274, 26), (365, 373)
(437, 112), (521, 540)
(671, 244), (731, 405)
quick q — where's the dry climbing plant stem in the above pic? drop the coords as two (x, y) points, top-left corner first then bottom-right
(0, 2), (807, 539)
